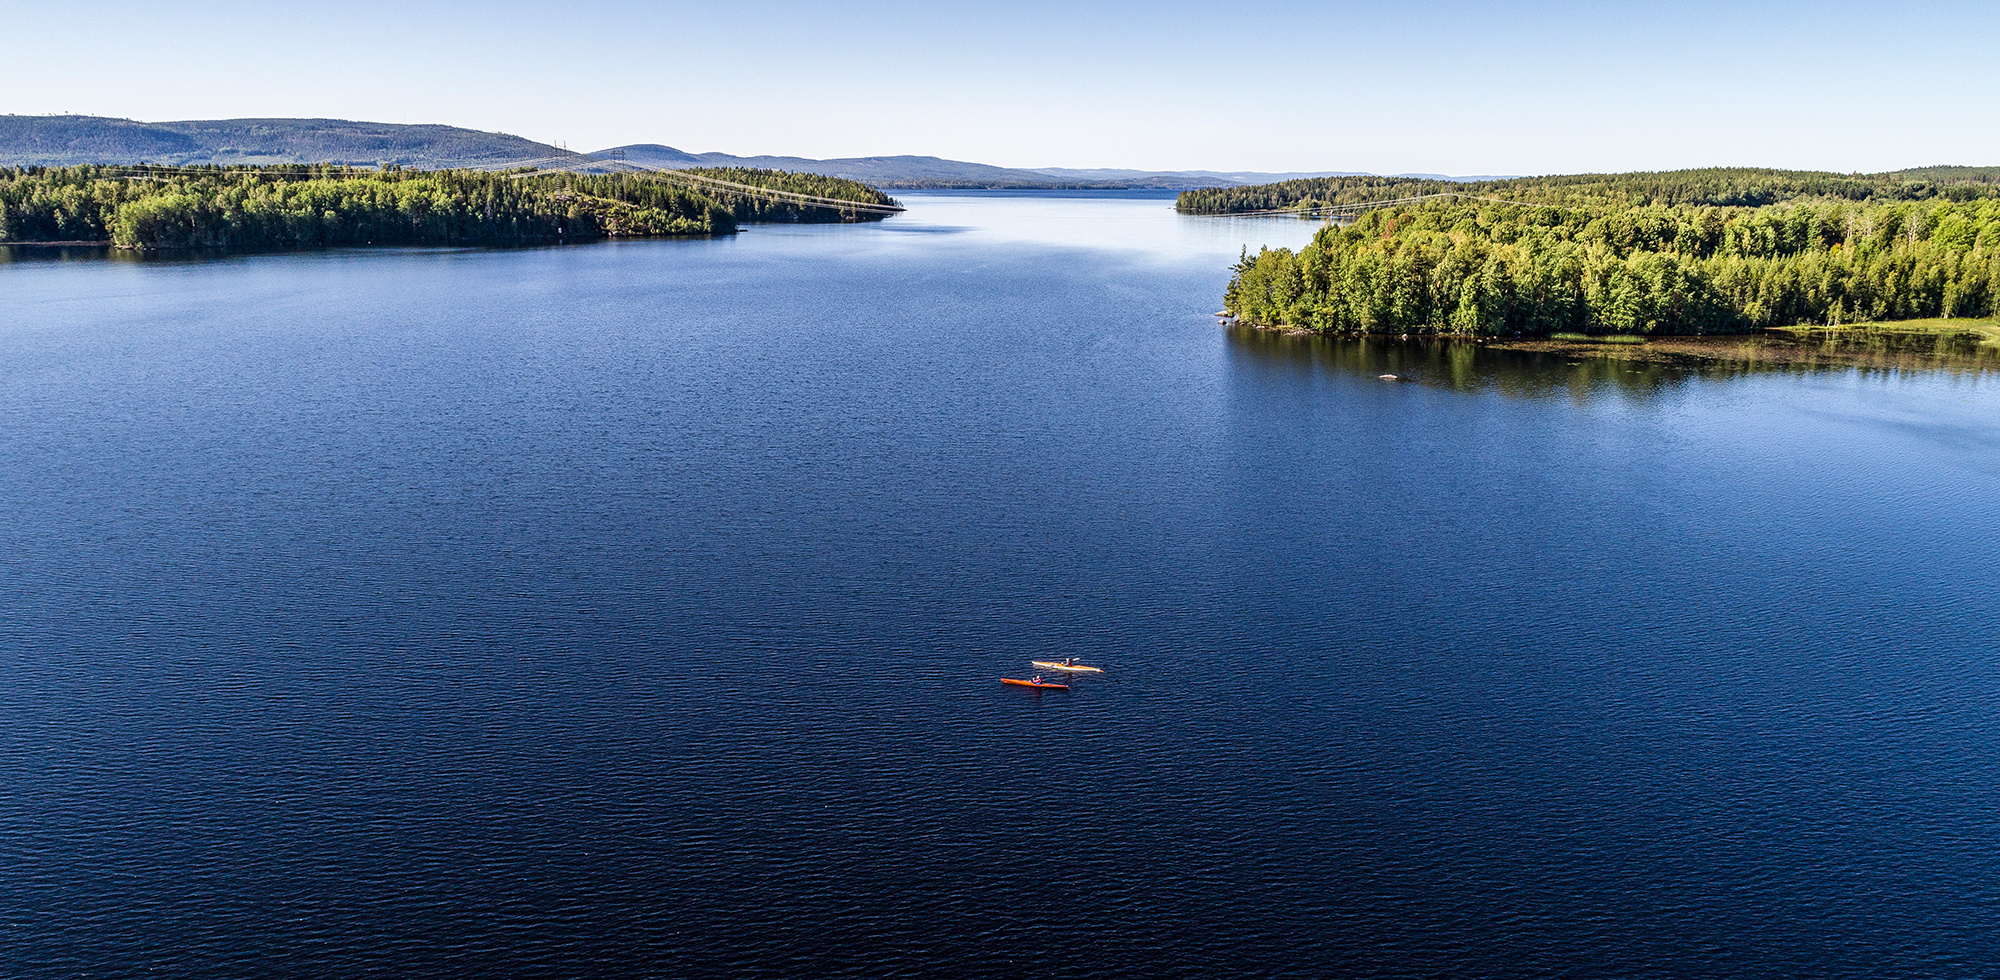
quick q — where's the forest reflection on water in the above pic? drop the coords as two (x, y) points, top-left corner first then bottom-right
(1226, 324), (2000, 399)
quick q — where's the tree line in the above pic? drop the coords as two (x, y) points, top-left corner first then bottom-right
(1225, 196), (2000, 335)
(0, 165), (899, 249)
(1178, 167), (2000, 216)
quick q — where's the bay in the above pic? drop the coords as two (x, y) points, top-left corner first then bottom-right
(2, 190), (1998, 978)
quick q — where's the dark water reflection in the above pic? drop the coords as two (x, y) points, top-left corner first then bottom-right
(1228, 326), (2000, 399)
(0, 242), (495, 266)
(0, 244), (120, 264)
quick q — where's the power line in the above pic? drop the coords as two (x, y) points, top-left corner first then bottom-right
(483, 150), (906, 215)
(1208, 191), (1558, 219)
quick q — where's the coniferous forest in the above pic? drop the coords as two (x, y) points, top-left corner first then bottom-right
(1186, 169), (2000, 335)
(0, 165), (898, 250)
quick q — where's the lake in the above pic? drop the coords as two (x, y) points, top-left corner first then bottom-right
(3, 190), (1998, 978)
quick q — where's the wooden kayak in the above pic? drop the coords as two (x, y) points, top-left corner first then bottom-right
(1001, 677), (1070, 690)
(1031, 661), (1104, 674)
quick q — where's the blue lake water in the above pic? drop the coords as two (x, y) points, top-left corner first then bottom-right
(3, 190), (1999, 978)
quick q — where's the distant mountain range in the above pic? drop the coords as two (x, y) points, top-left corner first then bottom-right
(0, 114), (1507, 188)
(597, 145), (1395, 188)
(1024, 167), (1523, 186)
(0, 115), (554, 169)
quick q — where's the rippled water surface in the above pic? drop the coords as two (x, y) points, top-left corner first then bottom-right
(4, 192), (1999, 979)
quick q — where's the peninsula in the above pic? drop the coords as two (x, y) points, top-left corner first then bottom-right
(0, 165), (898, 250)
(1187, 168), (2000, 336)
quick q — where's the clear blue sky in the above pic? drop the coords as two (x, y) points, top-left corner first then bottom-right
(9, 0), (1996, 174)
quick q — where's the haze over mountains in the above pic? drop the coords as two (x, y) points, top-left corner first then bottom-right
(594, 143), (1404, 188)
(0, 115), (1507, 188)
(0, 115), (553, 170)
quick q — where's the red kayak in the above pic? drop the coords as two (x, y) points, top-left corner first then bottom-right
(1001, 677), (1070, 690)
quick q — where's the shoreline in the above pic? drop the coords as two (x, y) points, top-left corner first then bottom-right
(0, 231), (735, 257)
(1217, 315), (2000, 369)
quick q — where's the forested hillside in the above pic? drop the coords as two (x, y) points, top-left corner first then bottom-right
(1206, 169), (2000, 335)
(0, 116), (559, 168)
(0, 165), (897, 249)
(0, 116), (1344, 188)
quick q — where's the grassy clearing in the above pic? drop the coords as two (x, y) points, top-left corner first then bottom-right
(1778, 318), (2000, 346)
(1549, 333), (1650, 344)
